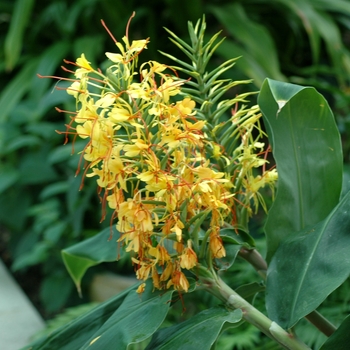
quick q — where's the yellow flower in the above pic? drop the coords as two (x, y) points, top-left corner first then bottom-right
(167, 270), (190, 292)
(209, 231), (226, 258)
(75, 54), (93, 78)
(179, 240), (197, 270)
(67, 81), (81, 97)
(170, 218), (185, 242)
(123, 139), (149, 157)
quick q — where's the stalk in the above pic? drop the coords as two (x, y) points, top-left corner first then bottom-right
(200, 275), (311, 350)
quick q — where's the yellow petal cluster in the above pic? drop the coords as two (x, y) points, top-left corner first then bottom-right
(60, 27), (277, 293)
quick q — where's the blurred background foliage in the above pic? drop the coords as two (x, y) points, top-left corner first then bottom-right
(1, 0), (350, 347)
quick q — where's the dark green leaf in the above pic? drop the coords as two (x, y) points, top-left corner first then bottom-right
(24, 283), (138, 350)
(266, 190), (350, 329)
(145, 307), (242, 350)
(4, 0), (35, 70)
(220, 227), (255, 247)
(83, 280), (174, 349)
(236, 282), (265, 303)
(258, 79), (343, 262)
(211, 3), (285, 87)
(320, 314), (350, 350)
(0, 165), (20, 194)
(0, 58), (39, 123)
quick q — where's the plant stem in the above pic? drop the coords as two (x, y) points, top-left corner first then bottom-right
(238, 247), (337, 336)
(200, 275), (311, 350)
(305, 311), (337, 337)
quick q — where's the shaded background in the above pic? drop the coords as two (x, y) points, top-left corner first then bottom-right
(1, 0), (350, 348)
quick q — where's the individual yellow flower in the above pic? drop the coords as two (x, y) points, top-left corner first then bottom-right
(136, 283), (146, 294)
(124, 139), (149, 157)
(170, 218), (185, 242)
(167, 270), (190, 292)
(209, 231), (226, 258)
(179, 240), (197, 270)
(75, 54), (93, 78)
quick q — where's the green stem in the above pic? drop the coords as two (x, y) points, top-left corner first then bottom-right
(200, 275), (311, 350)
(238, 247), (337, 337)
(304, 311), (337, 337)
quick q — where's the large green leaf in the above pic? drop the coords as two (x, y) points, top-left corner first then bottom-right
(266, 190), (350, 329)
(24, 283), (136, 349)
(82, 280), (174, 349)
(145, 307), (242, 350)
(320, 314), (350, 350)
(27, 280), (174, 350)
(62, 226), (123, 295)
(258, 79), (343, 262)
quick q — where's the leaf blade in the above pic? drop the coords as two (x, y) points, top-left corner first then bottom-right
(266, 190), (350, 328)
(258, 79), (343, 262)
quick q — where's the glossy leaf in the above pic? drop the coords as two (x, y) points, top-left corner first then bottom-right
(320, 314), (350, 350)
(258, 79), (343, 262)
(266, 190), (350, 329)
(145, 307), (242, 350)
(62, 226), (123, 295)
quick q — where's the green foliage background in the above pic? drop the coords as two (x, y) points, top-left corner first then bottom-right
(1, 0), (350, 348)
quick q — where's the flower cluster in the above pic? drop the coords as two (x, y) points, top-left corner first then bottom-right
(58, 22), (277, 293)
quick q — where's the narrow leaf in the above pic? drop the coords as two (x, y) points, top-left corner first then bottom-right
(0, 59), (39, 122)
(266, 190), (350, 329)
(4, 0), (35, 70)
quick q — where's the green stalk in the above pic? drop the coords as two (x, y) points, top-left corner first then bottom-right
(200, 275), (311, 350)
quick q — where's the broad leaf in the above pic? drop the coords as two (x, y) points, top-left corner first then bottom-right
(62, 226), (123, 295)
(25, 283), (137, 350)
(258, 79), (343, 262)
(145, 307), (242, 350)
(82, 280), (174, 349)
(27, 281), (174, 350)
(266, 190), (350, 329)
(320, 314), (350, 350)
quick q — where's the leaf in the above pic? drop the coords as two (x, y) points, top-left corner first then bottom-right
(145, 307), (242, 350)
(210, 3), (286, 86)
(82, 280), (174, 349)
(258, 79), (343, 262)
(4, 0), (35, 70)
(220, 227), (255, 247)
(62, 226), (122, 296)
(320, 314), (350, 350)
(0, 165), (20, 194)
(24, 283), (137, 350)
(266, 190), (350, 329)
(236, 282), (265, 303)
(30, 40), (71, 100)
(0, 58), (39, 123)
(215, 240), (241, 271)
